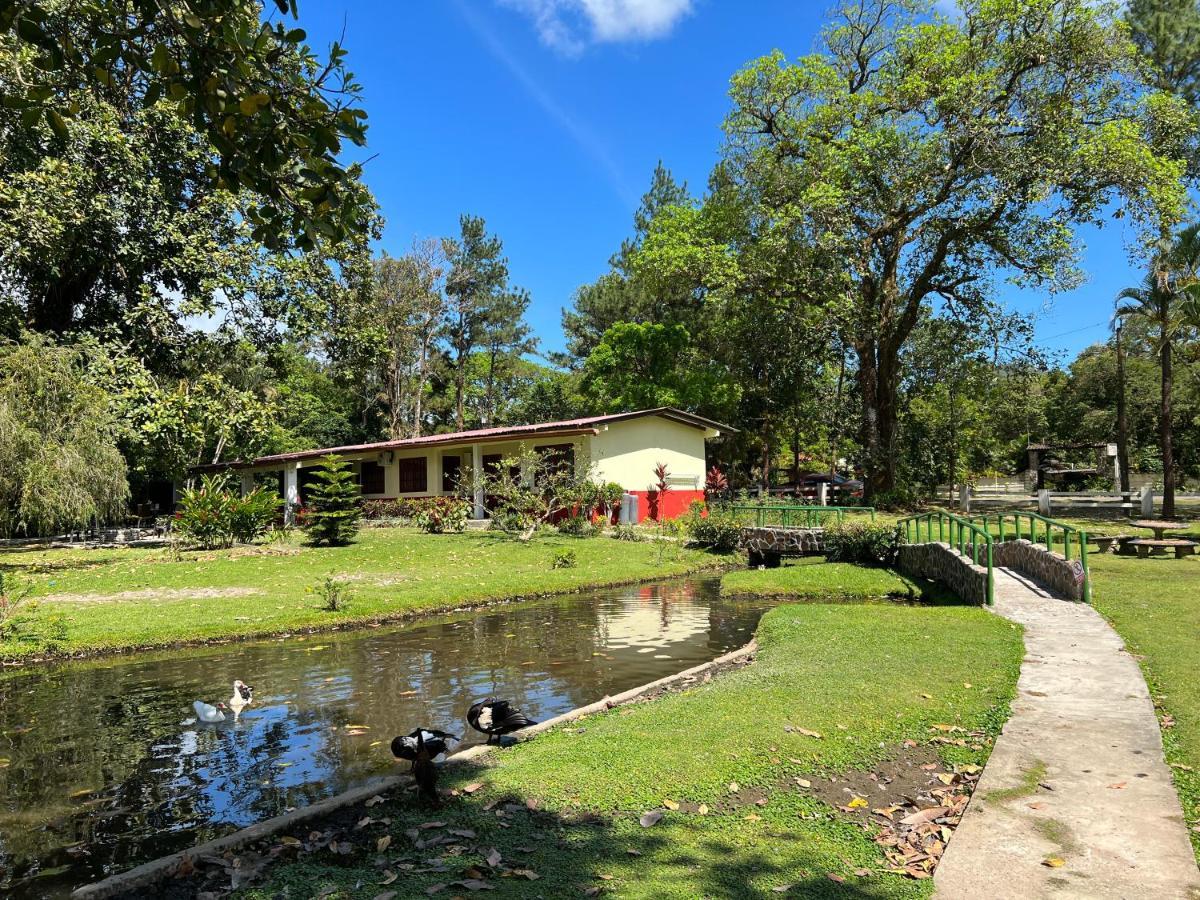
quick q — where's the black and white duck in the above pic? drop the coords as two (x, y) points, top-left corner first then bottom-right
(390, 728), (459, 762)
(467, 698), (538, 744)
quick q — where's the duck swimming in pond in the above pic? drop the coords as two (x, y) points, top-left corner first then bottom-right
(228, 680), (254, 709)
(192, 700), (228, 724)
(467, 698), (537, 744)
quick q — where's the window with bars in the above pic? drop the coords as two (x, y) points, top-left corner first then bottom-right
(359, 461), (385, 495)
(397, 457), (427, 493)
(442, 455), (461, 493)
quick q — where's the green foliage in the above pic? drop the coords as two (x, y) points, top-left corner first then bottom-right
(581, 322), (736, 414)
(556, 514), (598, 537)
(611, 524), (644, 542)
(0, 571), (67, 653)
(683, 501), (743, 552)
(1, 0), (373, 251)
(174, 475), (281, 549)
(411, 497), (470, 534)
(550, 549), (577, 569)
(477, 445), (596, 541)
(302, 455), (362, 546)
(823, 521), (903, 567)
(1128, 0), (1200, 105)
(315, 576), (349, 612)
(0, 334), (129, 537)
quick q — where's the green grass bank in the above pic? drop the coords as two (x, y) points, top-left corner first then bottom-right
(237, 600), (1023, 899)
(0, 528), (734, 662)
(721, 556), (957, 603)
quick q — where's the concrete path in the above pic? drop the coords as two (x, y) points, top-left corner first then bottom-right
(935, 568), (1200, 899)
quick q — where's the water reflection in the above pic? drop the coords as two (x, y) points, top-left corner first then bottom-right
(0, 576), (773, 898)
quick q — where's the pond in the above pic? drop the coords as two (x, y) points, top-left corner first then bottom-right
(0, 576), (775, 898)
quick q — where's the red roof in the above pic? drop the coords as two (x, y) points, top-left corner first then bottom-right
(193, 407), (734, 472)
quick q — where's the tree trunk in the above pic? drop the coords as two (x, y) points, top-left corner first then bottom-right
(828, 349), (846, 477)
(856, 338), (900, 501)
(1115, 326), (1130, 494)
(1161, 335), (1175, 517)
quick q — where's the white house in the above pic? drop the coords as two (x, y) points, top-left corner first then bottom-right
(198, 407), (734, 522)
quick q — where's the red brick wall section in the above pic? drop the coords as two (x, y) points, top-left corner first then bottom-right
(630, 490), (704, 522)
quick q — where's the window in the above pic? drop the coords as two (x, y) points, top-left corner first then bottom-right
(442, 455), (461, 493)
(397, 457), (427, 493)
(535, 443), (575, 475)
(359, 461), (385, 495)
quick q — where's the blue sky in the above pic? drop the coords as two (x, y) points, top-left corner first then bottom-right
(297, 0), (1144, 365)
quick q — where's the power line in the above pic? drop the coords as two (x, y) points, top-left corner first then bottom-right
(1040, 320), (1108, 341)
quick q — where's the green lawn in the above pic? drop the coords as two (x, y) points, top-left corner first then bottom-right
(721, 557), (957, 603)
(0, 528), (733, 661)
(242, 601), (1024, 899)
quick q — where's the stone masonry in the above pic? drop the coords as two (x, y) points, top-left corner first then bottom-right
(895, 542), (990, 605)
(992, 538), (1086, 601)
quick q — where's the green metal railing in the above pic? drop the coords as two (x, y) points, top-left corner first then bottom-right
(727, 504), (876, 529)
(966, 512), (1091, 604)
(897, 510), (995, 606)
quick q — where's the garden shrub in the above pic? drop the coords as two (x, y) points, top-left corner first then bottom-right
(303, 455), (362, 546)
(823, 521), (903, 566)
(411, 497), (470, 534)
(683, 500), (742, 551)
(551, 549), (577, 569)
(611, 524), (644, 542)
(174, 475), (281, 549)
(557, 514), (598, 537)
(360, 498), (407, 521)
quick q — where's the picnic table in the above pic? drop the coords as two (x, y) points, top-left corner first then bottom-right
(1129, 519), (1189, 540)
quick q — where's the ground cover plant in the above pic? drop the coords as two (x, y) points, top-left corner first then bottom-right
(0, 528), (735, 661)
(237, 601), (1023, 898)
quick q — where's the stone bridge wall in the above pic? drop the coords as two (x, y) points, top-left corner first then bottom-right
(896, 542), (990, 606)
(993, 538), (1085, 601)
(740, 527), (824, 566)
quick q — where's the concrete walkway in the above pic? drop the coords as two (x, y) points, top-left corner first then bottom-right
(935, 568), (1200, 899)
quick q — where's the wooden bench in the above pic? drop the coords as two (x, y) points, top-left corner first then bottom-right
(1127, 538), (1198, 560)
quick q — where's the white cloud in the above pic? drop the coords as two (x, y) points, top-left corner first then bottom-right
(501, 0), (693, 54)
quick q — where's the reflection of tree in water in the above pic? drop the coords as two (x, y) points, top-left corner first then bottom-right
(0, 576), (773, 898)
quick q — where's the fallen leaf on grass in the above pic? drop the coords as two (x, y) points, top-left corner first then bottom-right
(365, 795), (385, 807)
(937, 773), (957, 785)
(639, 811), (663, 827)
(626, 848), (642, 856)
(744, 813), (762, 822)
(279, 836), (302, 847)
(454, 878), (493, 891)
(771, 885), (793, 894)
(486, 849), (502, 868)
(425, 885), (446, 896)
(376, 835), (392, 852)
(847, 797), (869, 809)
(510, 869), (540, 880)
(795, 778), (812, 789)
(663, 799), (679, 810)
(1043, 857), (1066, 868)
(900, 807), (948, 826)
(728, 782), (740, 793)
(698, 804), (709, 815)
(1027, 802), (1045, 810)
(462, 782), (484, 794)
(380, 871), (398, 885)
(1107, 782), (1127, 790)
(827, 873), (846, 884)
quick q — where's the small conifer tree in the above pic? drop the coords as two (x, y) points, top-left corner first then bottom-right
(303, 455), (362, 546)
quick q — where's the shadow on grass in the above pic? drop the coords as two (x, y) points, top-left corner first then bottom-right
(228, 760), (908, 900)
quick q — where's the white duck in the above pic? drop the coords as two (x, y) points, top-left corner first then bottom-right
(190, 681), (254, 724)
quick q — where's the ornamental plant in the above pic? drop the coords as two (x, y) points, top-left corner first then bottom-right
(302, 455), (362, 546)
(411, 497), (469, 534)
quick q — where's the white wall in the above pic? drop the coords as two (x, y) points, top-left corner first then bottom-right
(589, 417), (706, 491)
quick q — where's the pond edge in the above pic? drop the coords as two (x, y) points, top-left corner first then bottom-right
(71, 637), (758, 899)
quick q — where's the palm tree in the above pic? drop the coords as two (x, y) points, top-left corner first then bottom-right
(1115, 224), (1200, 518)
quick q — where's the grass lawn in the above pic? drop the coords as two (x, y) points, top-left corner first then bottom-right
(0, 528), (734, 662)
(241, 601), (1023, 899)
(721, 556), (957, 603)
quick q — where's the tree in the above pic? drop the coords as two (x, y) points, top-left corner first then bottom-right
(1128, 0), (1200, 105)
(0, 0), (372, 250)
(561, 162), (693, 362)
(0, 4), (376, 349)
(636, 0), (1192, 500)
(0, 334), (129, 537)
(302, 454), (361, 545)
(580, 322), (737, 414)
(1115, 223), (1200, 515)
(443, 215), (528, 430)
(333, 243), (448, 439)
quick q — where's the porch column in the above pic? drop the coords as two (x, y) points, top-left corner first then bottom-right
(283, 462), (300, 524)
(240, 472), (255, 497)
(471, 443), (485, 519)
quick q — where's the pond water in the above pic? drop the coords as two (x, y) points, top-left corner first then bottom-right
(0, 576), (774, 898)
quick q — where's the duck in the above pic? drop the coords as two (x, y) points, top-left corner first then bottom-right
(390, 728), (459, 763)
(192, 700), (228, 723)
(228, 680), (254, 709)
(467, 698), (538, 744)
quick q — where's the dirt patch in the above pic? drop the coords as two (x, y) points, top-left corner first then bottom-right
(41, 587), (262, 605)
